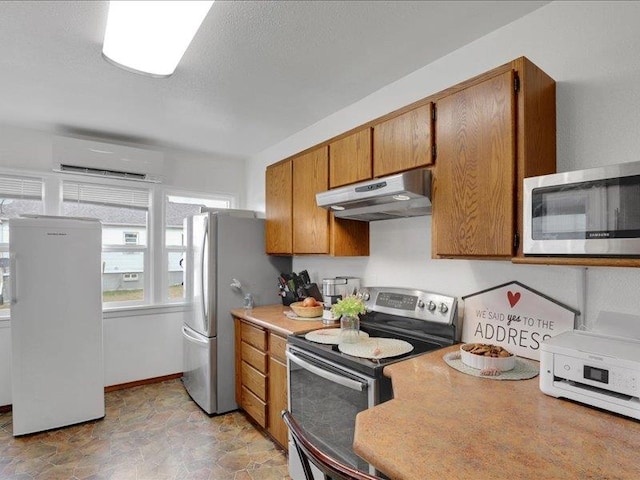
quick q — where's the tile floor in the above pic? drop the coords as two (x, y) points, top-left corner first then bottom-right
(0, 379), (291, 480)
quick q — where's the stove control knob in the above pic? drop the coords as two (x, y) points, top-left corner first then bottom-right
(427, 301), (436, 311)
(361, 291), (370, 301)
(417, 299), (425, 309)
(439, 303), (449, 314)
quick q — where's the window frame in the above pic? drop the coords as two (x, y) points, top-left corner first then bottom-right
(62, 177), (151, 308)
(0, 166), (239, 317)
(0, 173), (45, 319)
(161, 189), (236, 304)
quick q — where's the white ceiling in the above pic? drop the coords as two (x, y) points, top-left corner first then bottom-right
(0, 1), (549, 159)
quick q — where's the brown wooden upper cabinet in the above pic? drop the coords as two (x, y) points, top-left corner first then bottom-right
(265, 159), (292, 255)
(267, 57), (554, 261)
(373, 103), (434, 178)
(432, 58), (556, 259)
(328, 105), (433, 189)
(434, 71), (516, 257)
(265, 147), (369, 256)
(329, 128), (372, 188)
(292, 147), (330, 254)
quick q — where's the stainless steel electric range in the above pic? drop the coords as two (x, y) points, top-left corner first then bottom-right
(286, 287), (459, 480)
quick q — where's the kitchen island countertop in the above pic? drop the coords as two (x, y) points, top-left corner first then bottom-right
(231, 304), (328, 336)
(354, 345), (640, 480)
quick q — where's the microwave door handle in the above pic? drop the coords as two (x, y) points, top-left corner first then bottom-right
(286, 350), (366, 392)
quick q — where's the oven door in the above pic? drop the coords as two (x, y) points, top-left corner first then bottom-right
(286, 345), (376, 479)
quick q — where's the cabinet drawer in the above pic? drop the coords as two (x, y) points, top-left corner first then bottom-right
(241, 385), (267, 428)
(241, 361), (266, 401)
(241, 322), (267, 350)
(270, 333), (287, 363)
(241, 341), (267, 373)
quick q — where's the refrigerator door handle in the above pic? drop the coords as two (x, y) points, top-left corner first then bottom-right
(10, 254), (17, 305)
(182, 325), (208, 346)
(201, 218), (209, 332)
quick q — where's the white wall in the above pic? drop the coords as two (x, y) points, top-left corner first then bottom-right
(0, 124), (246, 196)
(0, 125), (246, 405)
(103, 310), (183, 386)
(246, 1), (640, 329)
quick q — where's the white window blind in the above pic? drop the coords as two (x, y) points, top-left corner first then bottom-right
(0, 175), (43, 199)
(63, 182), (149, 209)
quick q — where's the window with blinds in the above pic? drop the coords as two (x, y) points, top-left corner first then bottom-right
(62, 181), (149, 246)
(0, 175), (44, 313)
(62, 181), (150, 305)
(62, 182), (149, 210)
(0, 174), (239, 312)
(164, 194), (231, 302)
(0, 175), (44, 225)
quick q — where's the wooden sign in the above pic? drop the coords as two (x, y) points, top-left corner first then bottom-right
(461, 281), (579, 361)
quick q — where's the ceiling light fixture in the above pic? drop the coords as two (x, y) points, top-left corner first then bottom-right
(102, 1), (214, 78)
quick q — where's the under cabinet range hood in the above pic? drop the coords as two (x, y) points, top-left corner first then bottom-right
(316, 168), (432, 221)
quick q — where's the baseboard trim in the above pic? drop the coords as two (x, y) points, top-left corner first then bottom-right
(104, 373), (183, 393)
(0, 373), (184, 411)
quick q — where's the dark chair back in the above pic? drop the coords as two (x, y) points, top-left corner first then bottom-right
(281, 410), (384, 480)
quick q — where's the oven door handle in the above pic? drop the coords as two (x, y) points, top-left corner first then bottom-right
(286, 350), (367, 392)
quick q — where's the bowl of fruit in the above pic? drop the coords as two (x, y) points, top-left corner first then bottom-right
(289, 297), (323, 318)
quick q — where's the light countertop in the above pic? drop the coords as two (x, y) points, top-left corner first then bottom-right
(354, 345), (640, 480)
(231, 304), (329, 336)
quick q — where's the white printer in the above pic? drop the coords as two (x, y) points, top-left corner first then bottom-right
(540, 330), (640, 420)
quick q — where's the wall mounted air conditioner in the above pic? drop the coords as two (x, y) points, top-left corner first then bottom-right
(52, 136), (165, 183)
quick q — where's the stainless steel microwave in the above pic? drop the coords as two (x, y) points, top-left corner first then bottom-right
(523, 161), (640, 256)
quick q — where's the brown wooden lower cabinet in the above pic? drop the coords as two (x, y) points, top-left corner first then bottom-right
(241, 385), (267, 428)
(234, 317), (289, 451)
(268, 331), (289, 448)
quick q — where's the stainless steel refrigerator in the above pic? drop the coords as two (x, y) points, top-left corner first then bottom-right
(181, 211), (290, 414)
(10, 215), (104, 435)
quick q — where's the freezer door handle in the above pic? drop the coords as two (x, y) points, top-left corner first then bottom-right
(182, 325), (208, 346)
(10, 254), (17, 305)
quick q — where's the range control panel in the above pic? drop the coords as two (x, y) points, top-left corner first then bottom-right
(360, 287), (457, 325)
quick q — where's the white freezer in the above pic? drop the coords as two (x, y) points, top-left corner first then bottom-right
(9, 216), (104, 435)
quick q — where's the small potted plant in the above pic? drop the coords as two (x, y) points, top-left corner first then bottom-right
(331, 295), (366, 343)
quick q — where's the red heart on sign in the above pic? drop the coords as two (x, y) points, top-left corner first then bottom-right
(507, 291), (521, 308)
